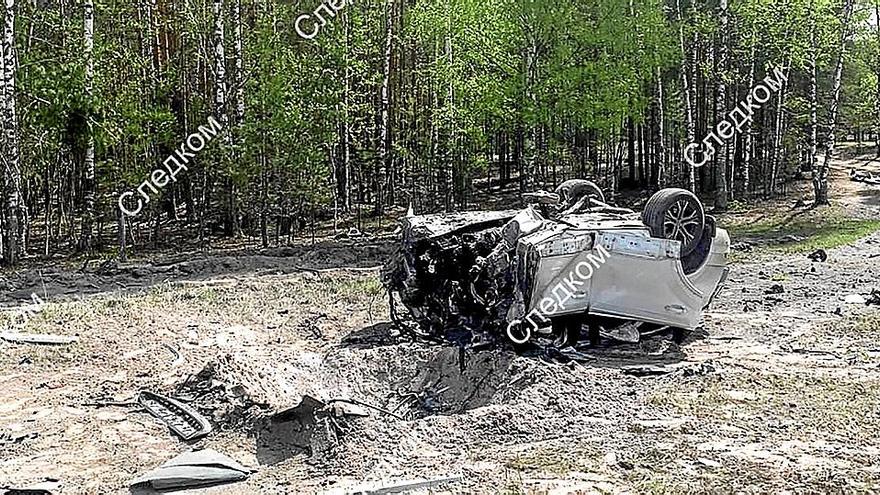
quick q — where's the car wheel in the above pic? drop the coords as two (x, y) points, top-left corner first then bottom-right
(642, 188), (706, 256)
(580, 181), (606, 205)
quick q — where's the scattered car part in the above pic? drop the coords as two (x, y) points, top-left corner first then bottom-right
(325, 398), (399, 419)
(129, 449), (250, 491)
(326, 400), (370, 418)
(808, 249), (828, 262)
(522, 190), (560, 205)
(1, 479), (60, 495)
(344, 475), (463, 495)
(0, 333), (78, 345)
(384, 185), (730, 347)
(138, 391), (212, 441)
(257, 395), (325, 460)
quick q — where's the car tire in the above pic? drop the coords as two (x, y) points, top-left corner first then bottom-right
(642, 188), (706, 256)
(580, 181), (606, 205)
(557, 180), (606, 208)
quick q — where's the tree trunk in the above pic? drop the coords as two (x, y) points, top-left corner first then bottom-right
(769, 62), (789, 196)
(742, 42), (756, 196)
(815, 0), (855, 206)
(656, 67), (666, 188)
(676, 0), (695, 191)
(77, 0), (95, 251)
(116, 200), (126, 261)
(209, 0), (227, 238)
(376, 0), (393, 216)
(713, 0), (729, 211)
(444, 0), (456, 210)
(340, 7), (351, 210)
(2, 0), (21, 265)
(875, 0), (880, 157)
(627, 117), (635, 183)
(230, 0), (243, 235)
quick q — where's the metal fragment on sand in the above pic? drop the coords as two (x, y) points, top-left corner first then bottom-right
(138, 391), (212, 441)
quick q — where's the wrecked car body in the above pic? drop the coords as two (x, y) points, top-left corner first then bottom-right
(383, 186), (730, 347)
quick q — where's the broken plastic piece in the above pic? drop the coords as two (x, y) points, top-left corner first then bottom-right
(129, 449), (250, 491)
(138, 391), (212, 441)
(1, 478), (60, 495)
(344, 475), (463, 495)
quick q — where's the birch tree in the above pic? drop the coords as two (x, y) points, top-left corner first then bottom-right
(815, 0), (855, 206)
(376, 0), (393, 216)
(656, 67), (666, 187)
(206, 0), (227, 240)
(742, 42), (756, 196)
(2, 0), (20, 265)
(78, 0), (95, 250)
(231, 0), (243, 235)
(714, 0), (729, 211)
(675, 0), (695, 191)
(875, 0), (880, 156)
(809, 5), (819, 193)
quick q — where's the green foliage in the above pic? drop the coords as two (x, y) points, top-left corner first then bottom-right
(6, 0), (880, 249)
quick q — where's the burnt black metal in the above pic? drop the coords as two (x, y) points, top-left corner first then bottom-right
(138, 391), (213, 441)
(384, 215), (509, 344)
(383, 210), (539, 346)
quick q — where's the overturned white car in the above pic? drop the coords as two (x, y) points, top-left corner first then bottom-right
(383, 184), (730, 348)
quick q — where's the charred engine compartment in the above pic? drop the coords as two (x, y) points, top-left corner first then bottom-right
(383, 214), (521, 345)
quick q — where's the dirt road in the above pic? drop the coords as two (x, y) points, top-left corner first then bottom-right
(2, 158), (880, 494)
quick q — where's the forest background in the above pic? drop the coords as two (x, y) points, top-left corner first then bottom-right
(0, 0), (878, 264)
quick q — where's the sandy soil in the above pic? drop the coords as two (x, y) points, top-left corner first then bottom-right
(2, 154), (880, 494)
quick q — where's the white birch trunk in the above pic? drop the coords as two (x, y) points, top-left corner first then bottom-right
(770, 63), (789, 196)
(656, 67), (666, 188)
(875, 0), (880, 156)
(341, 8), (351, 211)
(233, 0), (243, 128)
(213, 0), (227, 130)
(204, 0), (227, 240)
(675, 0), (695, 191)
(742, 42), (756, 196)
(376, 0), (393, 216)
(714, 0), (728, 211)
(3, 0), (21, 264)
(231, 0), (243, 235)
(79, 0), (95, 250)
(815, 0), (855, 205)
(444, 0), (456, 210)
